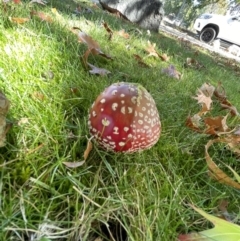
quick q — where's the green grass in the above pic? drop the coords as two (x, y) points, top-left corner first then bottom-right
(0, 0), (240, 240)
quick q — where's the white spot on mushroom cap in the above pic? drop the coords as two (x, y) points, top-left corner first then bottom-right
(131, 96), (137, 104)
(112, 90), (117, 95)
(113, 127), (119, 134)
(92, 111), (97, 117)
(121, 106), (126, 114)
(128, 107), (133, 113)
(129, 87), (135, 92)
(102, 118), (110, 126)
(112, 103), (118, 111)
(124, 127), (129, 132)
(119, 142), (125, 146)
(100, 98), (106, 103)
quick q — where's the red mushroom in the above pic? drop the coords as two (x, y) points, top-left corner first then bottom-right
(88, 82), (161, 153)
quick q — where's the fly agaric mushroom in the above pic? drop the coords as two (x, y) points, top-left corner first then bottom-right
(88, 82), (161, 153)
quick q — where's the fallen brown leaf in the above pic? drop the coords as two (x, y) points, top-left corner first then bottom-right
(221, 103), (239, 116)
(0, 92), (10, 115)
(145, 40), (160, 58)
(205, 139), (240, 189)
(103, 21), (113, 40)
(185, 115), (202, 132)
(193, 89), (212, 112)
(83, 138), (93, 160)
(204, 115), (229, 135)
(159, 53), (170, 61)
(9, 17), (30, 24)
(185, 57), (204, 69)
(116, 29), (129, 39)
(87, 63), (111, 76)
(199, 83), (215, 98)
(30, 11), (53, 22)
(162, 64), (181, 80)
(63, 161), (85, 168)
(214, 82), (231, 105)
(217, 200), (232, 221)
(77, 31), (100, 50)
(133, 54), (149, 68)
(29, 0), (46, 5)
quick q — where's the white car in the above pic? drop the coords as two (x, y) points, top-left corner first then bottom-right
(193, 13), (240, 45)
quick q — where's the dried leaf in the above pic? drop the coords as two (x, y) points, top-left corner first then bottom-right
(9, 17), (30, 24)
(77, 31), (100, 50)
(185, 114), (201, 132)
(29, 0), (46, 5)
(198, 103), (210, 116)
(193, 89), (212, 112)
(64, 138), (93, 168)
(87, 63), (111, 76)
(83, 138), (93, 160)
(221, 103), (239, 116)
(205, 139), (240, 189)
(234, 127), (240, 135)
(159, 53), (170, 61)
(162, 64), (181, 80)
(204, 115), (229, 135)
(0, 92), (10, 147)
(116, 29), (129, 39)
(103, 21), (113, 40)
(145, 40), (160, 57)
(63, 161), (85, 168)
(0, 92), (10, 115)
(185, 57), (204, 69)
(214, 82), (230, 105)
(76, 31), (113, 61)
(199, 83), (215, 97)
(133, 54), (149, 68)
(0, 115), (7, 147)
(31, 11), (53, 22)
(218, 199), (232, 222)
(224, 135), (240, 156)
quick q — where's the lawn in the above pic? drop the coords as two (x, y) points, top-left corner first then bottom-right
(0, 0), (240, 240)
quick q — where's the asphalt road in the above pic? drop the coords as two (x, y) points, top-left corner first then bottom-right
(160, 21), (240, 62)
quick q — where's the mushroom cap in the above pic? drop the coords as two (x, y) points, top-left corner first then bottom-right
(88, 82), (161, 153)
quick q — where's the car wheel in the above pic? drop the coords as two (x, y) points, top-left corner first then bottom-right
(199, 27), (216, 43)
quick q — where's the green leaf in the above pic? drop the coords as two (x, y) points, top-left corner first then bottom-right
(178, 205), (240, 241)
